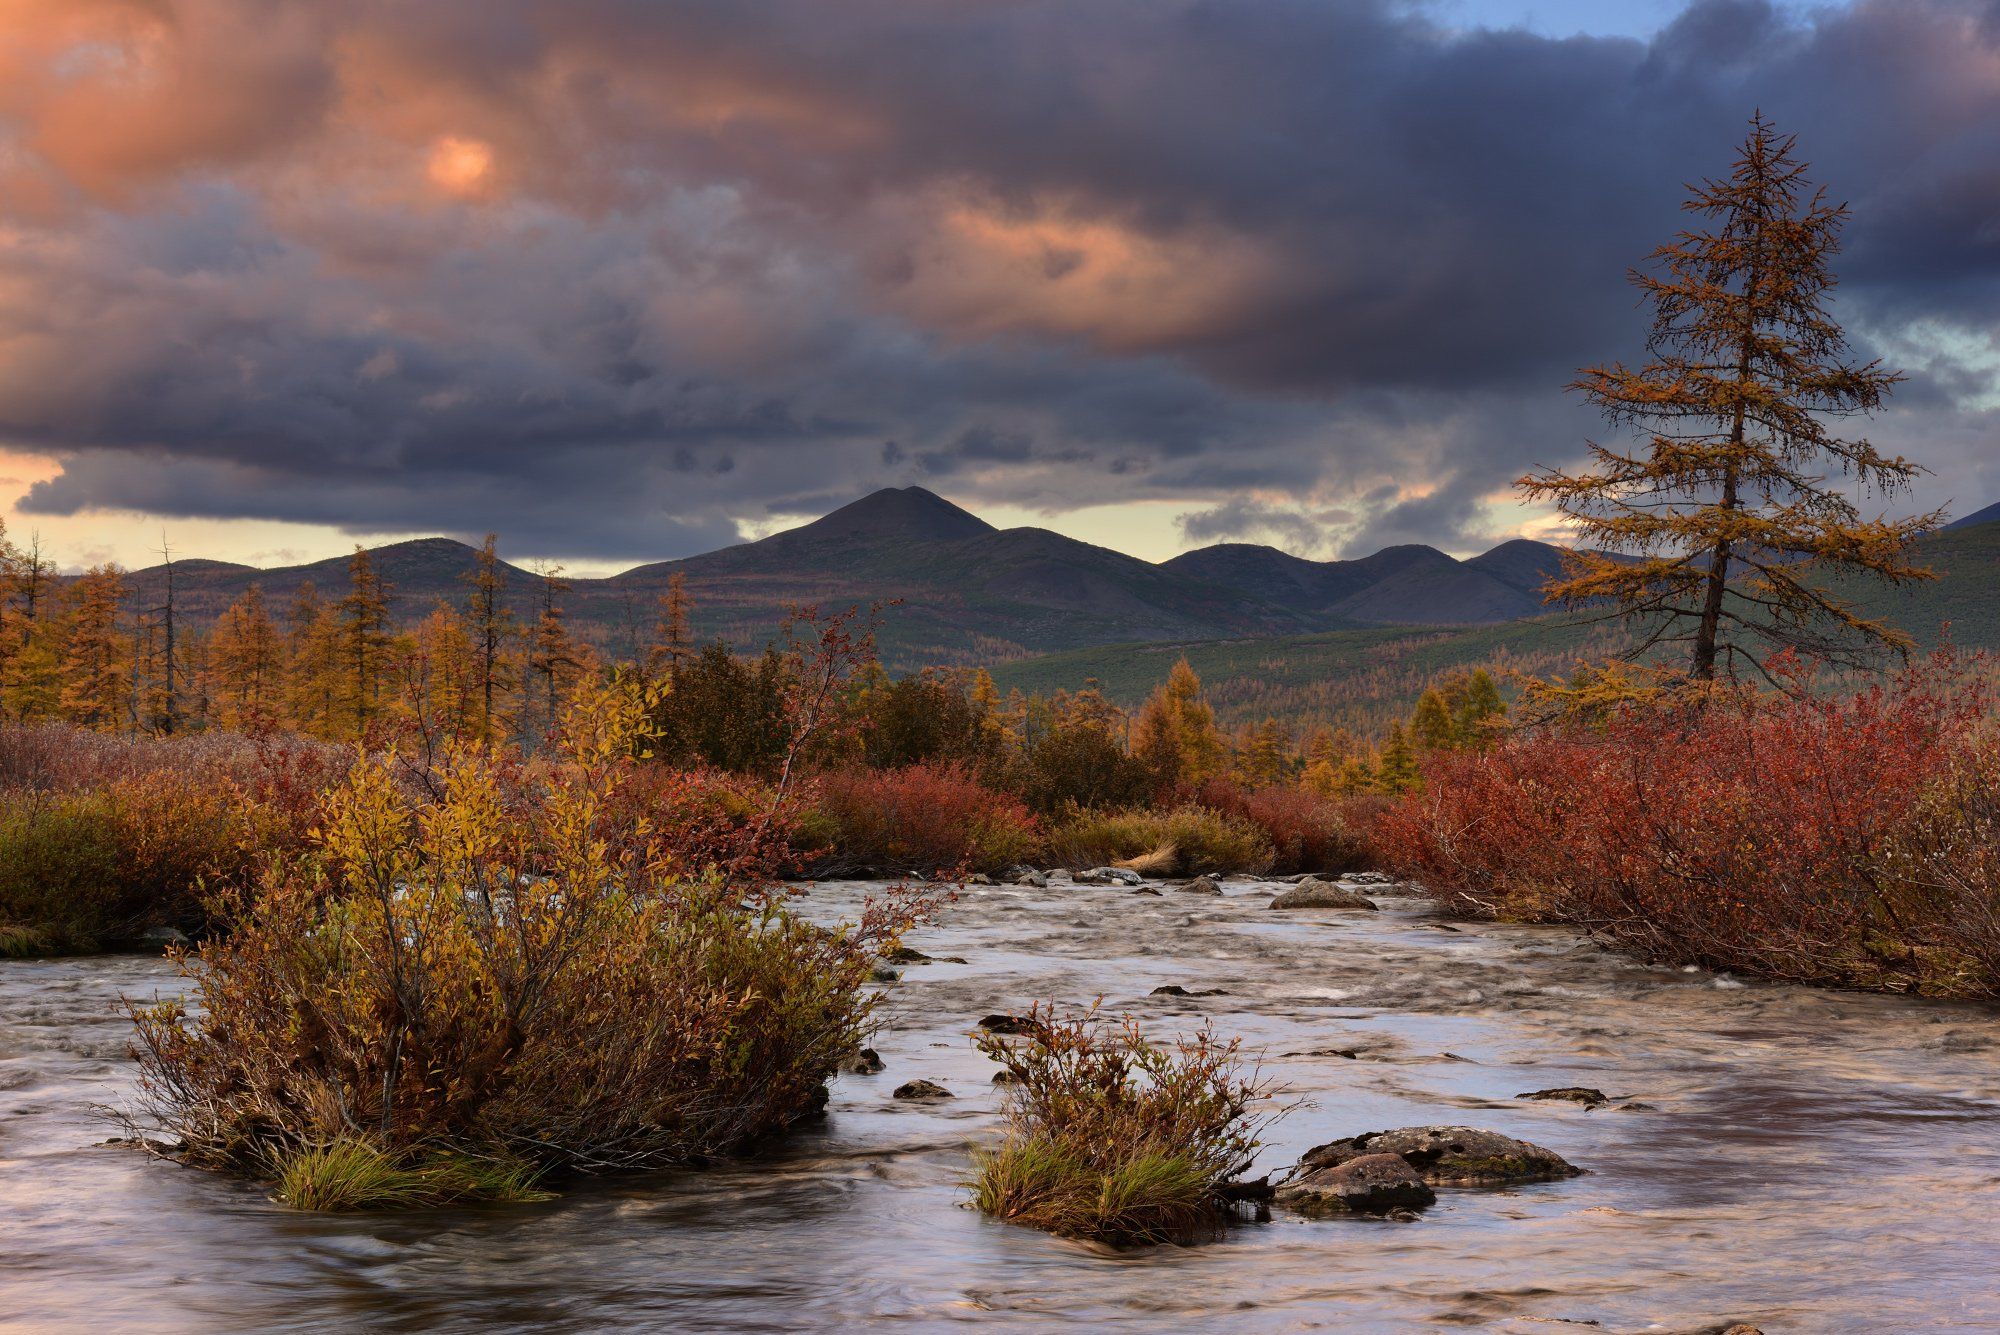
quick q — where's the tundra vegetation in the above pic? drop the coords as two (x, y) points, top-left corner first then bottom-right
(971, 1006), (1276, 1245)
(129, 660), (932, 1209)
(0, 118), (1994, 1248)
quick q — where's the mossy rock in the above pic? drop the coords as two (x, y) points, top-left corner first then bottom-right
(1298, 1125), (1582, 1187)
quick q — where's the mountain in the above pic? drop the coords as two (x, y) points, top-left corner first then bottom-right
(100, 486), (2000, 673)
(988, 519), (2000, 732)
(1946, 500), (2000, 530)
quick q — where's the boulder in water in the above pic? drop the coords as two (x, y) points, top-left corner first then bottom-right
(1181, 875), (1222, 896)
(1299, 1125), (1582, 1187)
(1076, 866), (1144, 886)
(1268, 883), (1377, 911)
(977, 1013), (1039, 1036)
(1276, 1153), (1437, 1216)
(892, 1079), (952, 1100)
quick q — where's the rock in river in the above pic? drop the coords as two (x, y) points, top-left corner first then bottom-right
(1516, 1086), (1609, 1108)
(1276, 1153), (1437, 1216)
(844, 1047), (885, 1075)
(977, 1013), (1039, 1036)
(892, 1079), (952, 1100)
(1268, 883), (1378, 911)
(1299, 1126), (1583, 1187)
(1181, 875), (1222, 896)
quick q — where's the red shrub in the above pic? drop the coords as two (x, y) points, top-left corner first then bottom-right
(1194, 779), (1374, 875)
(808, 763), (1040, 876)
(1377, 655), (1997, 994)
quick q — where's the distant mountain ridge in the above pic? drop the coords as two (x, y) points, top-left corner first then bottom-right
(103, 486), (1985, 670)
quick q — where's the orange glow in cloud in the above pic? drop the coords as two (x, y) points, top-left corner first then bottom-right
(892, 195), (1280, 353)
(426, 135), (494, 197)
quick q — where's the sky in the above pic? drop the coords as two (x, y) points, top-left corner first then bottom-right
(0, 0), (1996, 576)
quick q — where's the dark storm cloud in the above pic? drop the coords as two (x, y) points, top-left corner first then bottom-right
(0, 0), (1996, 559)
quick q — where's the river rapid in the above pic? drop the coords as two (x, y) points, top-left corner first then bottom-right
(3, 876), (1997, 1333)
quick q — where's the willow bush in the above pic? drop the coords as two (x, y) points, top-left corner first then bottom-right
(972, 1006), (1276, 1245)
(130, 676), (926, 1208)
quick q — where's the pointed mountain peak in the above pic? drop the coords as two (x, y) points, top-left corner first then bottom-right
(788, 485), (996, 545)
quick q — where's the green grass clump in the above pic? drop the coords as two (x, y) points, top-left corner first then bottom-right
(272, 1140), (552, 1212)
(970, 1006), (1275, 1246)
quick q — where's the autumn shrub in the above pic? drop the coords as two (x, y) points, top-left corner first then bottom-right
(1378, 656), (2000, 996)
(130, 714), (926, 1210)
(1047, 805), (1273, 876)
(807, 763), (1040, 876)
(1194, 780), (1374, 875)
(971, 1006), (1275, 1245)
(0, 769), (309, 953)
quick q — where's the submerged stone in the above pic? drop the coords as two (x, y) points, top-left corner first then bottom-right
(892, 1079), (951, 1100)
(1299, 1125), (1583, 1187)
(1268, 883), (1377, 911)
(1516, 1087), (1609, 1108)
(1276, 1153), (1437, 1216)
(977, 1013), (1039, 1035)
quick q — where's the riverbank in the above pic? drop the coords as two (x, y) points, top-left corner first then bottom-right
(6, 875), (1996, 1331)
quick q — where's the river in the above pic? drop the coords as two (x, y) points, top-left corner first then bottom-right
(3, 876), (1997, 1333)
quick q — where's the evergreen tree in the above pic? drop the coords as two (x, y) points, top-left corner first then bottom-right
(1410, 688), (1456, 751)
(1374, 722), (1421, 794)
(1525, 116), (1938, 682)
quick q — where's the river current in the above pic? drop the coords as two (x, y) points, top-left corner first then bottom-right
(3, 876), (1997, 1332)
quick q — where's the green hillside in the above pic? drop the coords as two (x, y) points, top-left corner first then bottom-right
(984, 521), (2000, 733)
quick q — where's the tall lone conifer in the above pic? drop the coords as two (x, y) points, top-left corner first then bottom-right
(1525, 115), (1939, 681)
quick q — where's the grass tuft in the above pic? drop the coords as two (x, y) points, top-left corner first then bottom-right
(271, 1139), (553, 1212)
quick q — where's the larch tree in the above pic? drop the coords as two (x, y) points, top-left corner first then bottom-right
(284, 582), (341, 736)
(339, 547), (395, 735)
(462, 534), (517, 745)
(1131, 657), (1225, 790)
(647, 570), (692, 681)
(1524, 115), (1939, 683)
(210, 585), (282, 731)
(525, 564), (581, 741)
(59, 566), (129, 729)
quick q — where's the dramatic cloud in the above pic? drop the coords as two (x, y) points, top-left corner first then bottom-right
(0, 0), (1995, 559)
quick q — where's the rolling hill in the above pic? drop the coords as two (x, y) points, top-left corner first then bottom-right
(985, 518), (2000, 731)
(107, 487), (1578, 669)
(105, 487), (2000, 683)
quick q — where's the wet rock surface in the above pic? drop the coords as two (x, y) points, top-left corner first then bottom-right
(1276, 1152), (1438, 1216)
(1268, 882), (1378, 910)
(1517, 1086), (1610, 1108)
(1299, 1125), (1584, 1187)
(891, 1079), (951, 1100)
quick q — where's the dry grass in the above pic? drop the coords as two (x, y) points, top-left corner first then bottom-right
(1113, 843), (1179, 877)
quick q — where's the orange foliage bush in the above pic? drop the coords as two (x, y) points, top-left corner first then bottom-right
(1376, 655), (2000, 995)
(808, 763), (1040, 876)
(1195, 779), (1374, 875)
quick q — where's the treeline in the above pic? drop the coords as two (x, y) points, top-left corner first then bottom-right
(0, 528), (638, 746)
(0, 521), (1504, 802)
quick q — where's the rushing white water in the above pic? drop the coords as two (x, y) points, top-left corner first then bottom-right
(3, 877), (1997, 1333)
